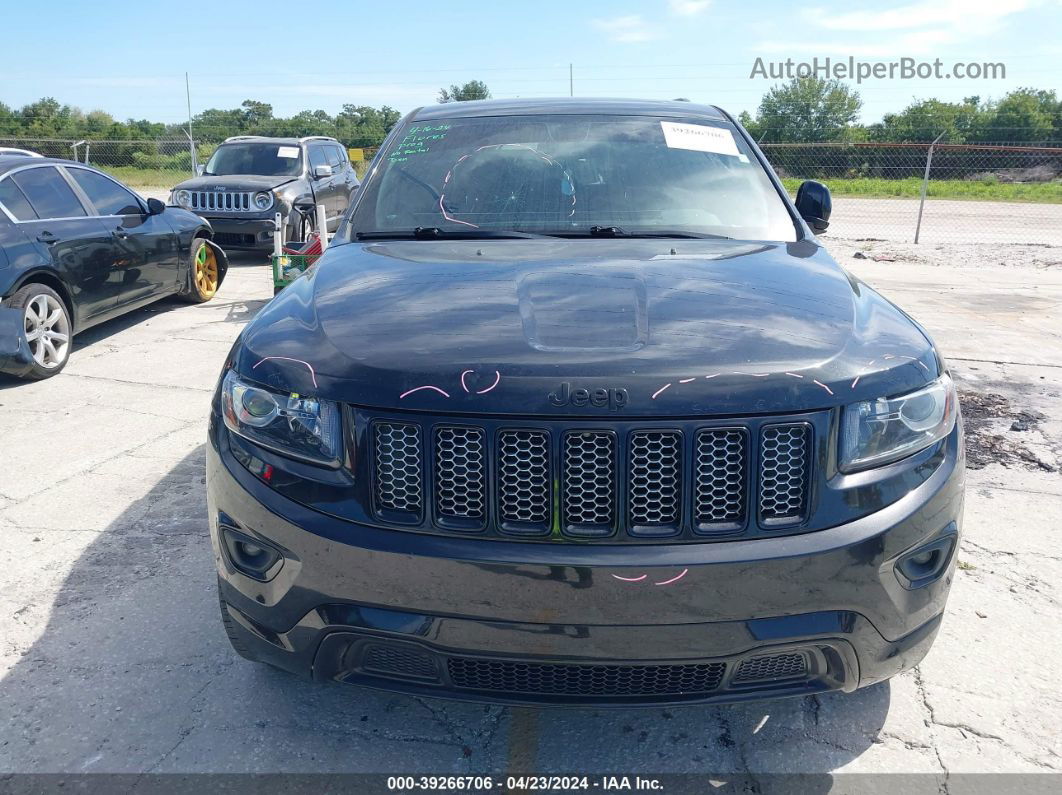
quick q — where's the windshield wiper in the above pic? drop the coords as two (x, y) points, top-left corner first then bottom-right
(356, 227), (552, 241)
(564, 226), (733, 240)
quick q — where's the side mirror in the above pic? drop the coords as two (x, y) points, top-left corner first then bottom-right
(313, 164), (333, 179)
(795, 180), (831, 233)
(195, 164), (205, 176)
(146, 197), (166, 216)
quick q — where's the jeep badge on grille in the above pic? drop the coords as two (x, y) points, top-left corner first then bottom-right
(548, 382), (628, 411)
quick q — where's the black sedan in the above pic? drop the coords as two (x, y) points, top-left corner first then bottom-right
(0, 157), (227, 380)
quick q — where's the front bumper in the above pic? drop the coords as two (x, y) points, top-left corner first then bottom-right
(207, 423), (963, 706)
(197, 217), (276, 250)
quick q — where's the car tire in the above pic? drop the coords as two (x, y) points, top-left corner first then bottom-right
(178, 237), (223, 304)
(217, 581), (258, 663)
(4, 283), (72, 380)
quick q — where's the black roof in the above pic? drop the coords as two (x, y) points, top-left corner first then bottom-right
(412, 97), (728, 122)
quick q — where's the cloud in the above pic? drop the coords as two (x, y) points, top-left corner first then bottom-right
(593, 14), (659, 42)
(760, 0), (1036, 56)
(669, 0), (712, 14)
(804, 0), (1030, 32)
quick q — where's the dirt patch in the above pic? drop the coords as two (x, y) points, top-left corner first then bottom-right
(959, 390), (1055, 471)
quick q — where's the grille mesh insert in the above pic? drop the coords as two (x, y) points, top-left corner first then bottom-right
(435, 427), (486, 521)
(373, 422), (423, 514)
(447, 657), (726, 697)
(733, 652), (807, 683)
(628, 431), (681, 529)
(760, 424), (811, 523)
(563, 431), (616, 533)
(498, 430), (550, 527)
(694, 429), (748, 530)
(362, 645), (438, 680)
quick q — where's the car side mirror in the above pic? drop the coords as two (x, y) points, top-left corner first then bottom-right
(313, 165), (333, 179)
(195, 164), (205, 176)
(146, 197), (166, 215)
(795, 180), (831, 233)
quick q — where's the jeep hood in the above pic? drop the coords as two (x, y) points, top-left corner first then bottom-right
(236, 238), (940, 416)
(172, 174), (297, 192)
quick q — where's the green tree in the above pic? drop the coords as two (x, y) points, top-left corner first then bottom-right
(750, 77), (862, 143)
(438, 80), (491, 103)
(975, 88), (1058, 142)
(870, 97), (985, 143)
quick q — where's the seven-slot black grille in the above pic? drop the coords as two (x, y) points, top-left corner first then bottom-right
(369, 417), (814, 539)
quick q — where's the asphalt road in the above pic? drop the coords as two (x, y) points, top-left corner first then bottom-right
(1, 240), (1060, 786)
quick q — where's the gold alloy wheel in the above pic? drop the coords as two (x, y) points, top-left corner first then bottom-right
(194, 243), (219, 299)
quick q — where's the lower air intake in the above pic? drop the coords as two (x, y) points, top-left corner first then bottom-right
(733, 652), (808, 683)
(447, 657), (726, 697)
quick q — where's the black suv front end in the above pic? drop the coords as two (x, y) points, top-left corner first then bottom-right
(205, 99), (964, 706)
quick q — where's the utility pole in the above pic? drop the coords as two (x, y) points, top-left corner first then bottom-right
(569, 63), (573, 97)
(185, 72), (197, 175)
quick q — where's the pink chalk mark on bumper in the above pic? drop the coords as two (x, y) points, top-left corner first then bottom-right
(610, 574), (648, 582)
(654, 568), (689, 586)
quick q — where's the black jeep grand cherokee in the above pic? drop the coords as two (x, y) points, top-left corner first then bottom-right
(207, 99), (963, 706)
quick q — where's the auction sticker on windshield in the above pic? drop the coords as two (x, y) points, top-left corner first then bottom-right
(660, 121), (741, 157)
(277, 146), (299, 158)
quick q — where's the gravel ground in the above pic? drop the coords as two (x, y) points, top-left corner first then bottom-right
(1, 233), (1061, 789)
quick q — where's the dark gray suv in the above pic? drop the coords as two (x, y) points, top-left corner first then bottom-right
(170, 136), (359, 251)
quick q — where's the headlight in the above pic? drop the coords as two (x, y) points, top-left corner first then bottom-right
(253, 191), (274, 210)
(840, 374), (956, 472)
(174, 189), (191, 207)
(221, 370), (341, 466)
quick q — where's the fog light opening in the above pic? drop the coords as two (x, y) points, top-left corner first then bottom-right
(897, 535), (955, 589)
(220, 525), (283, 581)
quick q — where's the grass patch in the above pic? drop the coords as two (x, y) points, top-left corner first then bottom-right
(97, 166), (188, 189)
(781, 176), (1062, 203)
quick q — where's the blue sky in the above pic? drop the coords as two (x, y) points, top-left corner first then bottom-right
(3, 0), (1060, 123)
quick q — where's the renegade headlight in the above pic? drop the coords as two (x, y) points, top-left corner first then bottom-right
(840, 374), (956, 472)
(174, 189), (192, 207)
(253, 191), (274, 211)
(221, 370), (341, 466)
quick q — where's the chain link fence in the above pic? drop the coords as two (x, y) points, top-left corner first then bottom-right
(762, 141), (1062, 245)
(1, 137), (1058, 246)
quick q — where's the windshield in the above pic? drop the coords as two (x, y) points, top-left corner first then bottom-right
(349, 113), (797, 241)
(205, 143), (303, 177)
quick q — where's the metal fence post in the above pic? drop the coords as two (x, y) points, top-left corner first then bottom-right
(914, 132), (945, 244)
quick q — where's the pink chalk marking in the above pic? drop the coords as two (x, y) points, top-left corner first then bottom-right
(654, 569), (689, 586)
(252, 356), (318, 388)
(438, 195), (478, 228)
(851, 376), (861, 389)
(733, 371), (771, 377)
(651, 383), (672, 400)
(679, 377), (696, 384)
(476, 370), (501, 394)
(399, 385), (451, 399)
(883, 354), (896, 360)
(460, 369), (474, 393)
(812, 379), (834, 396)
(785, 372), (804, 379)
(917, 360), (930, 371)
(703, 373), (722, 380)
(611, 574), (648, 582)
